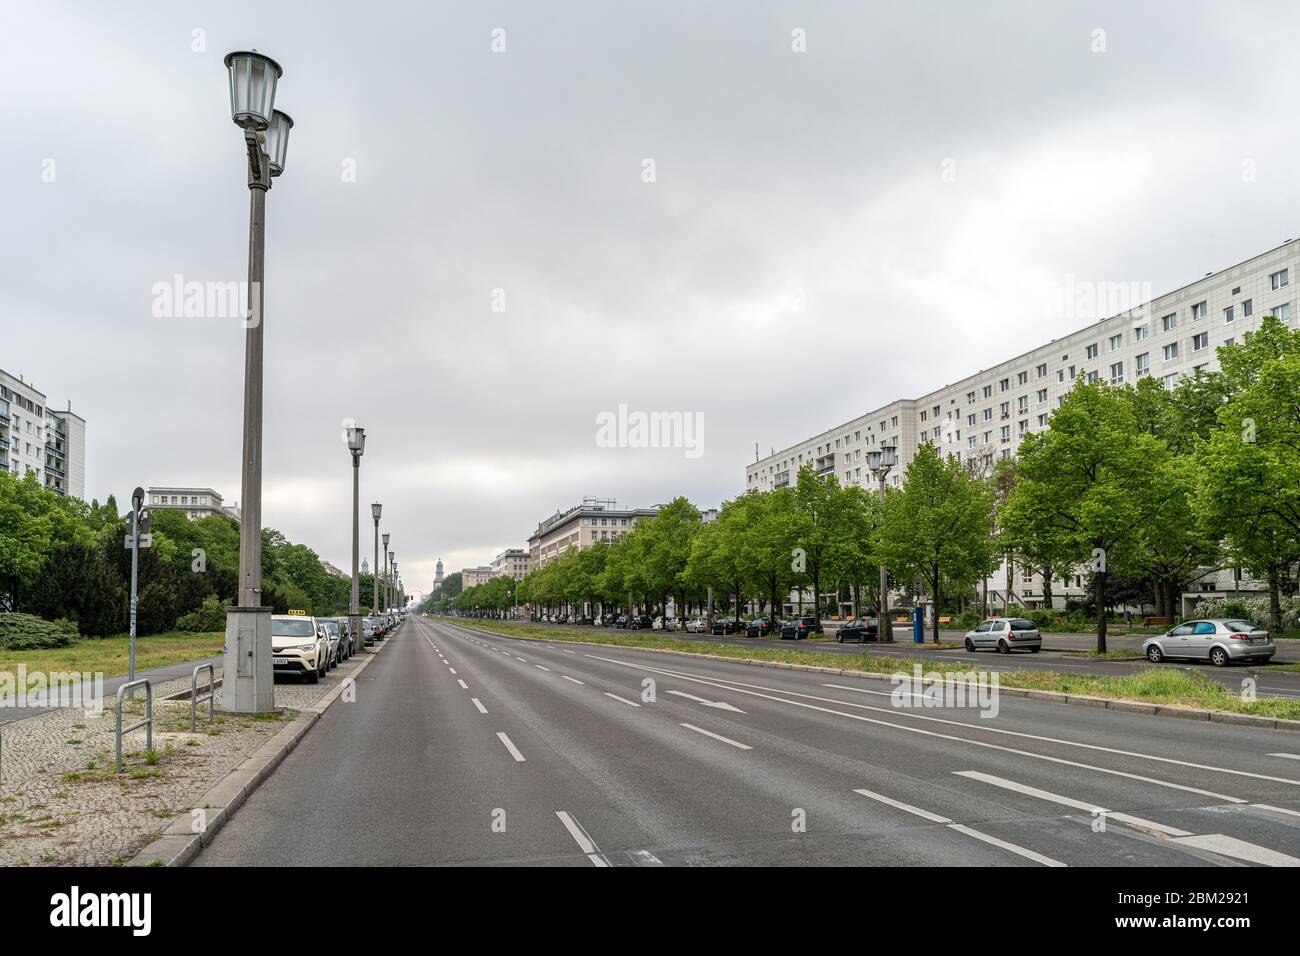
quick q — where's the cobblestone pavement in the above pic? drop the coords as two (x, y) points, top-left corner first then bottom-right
(0, 649), (376, 866)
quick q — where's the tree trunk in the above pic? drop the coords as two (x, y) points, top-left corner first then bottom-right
(1095, 568), (1108, 653)
(1268, 562), (1283, 632)
(1041, 567), (1054, 613)
(931, 564), (941, 644)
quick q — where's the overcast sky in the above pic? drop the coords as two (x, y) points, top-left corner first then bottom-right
(4, 1), (1299, 597)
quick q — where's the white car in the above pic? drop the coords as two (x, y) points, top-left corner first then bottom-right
(1143, 619), (1275, 666)
(271, 613), (329, 684)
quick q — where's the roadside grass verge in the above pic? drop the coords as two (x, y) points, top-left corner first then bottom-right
(1060, 649), (1145, 659)
(0, 631), (224, 682)
(444, 618), (1300, 721)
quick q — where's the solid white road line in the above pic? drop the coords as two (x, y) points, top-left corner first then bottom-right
(680, 722), (752, 750)
(946, 824), (1067, 867)
(471, 697), (488, 714)
(853, 788), (952, 823)
(562, 675), (585, 685)
(853, 787), (1065, 865)
(580, 656), (1267, 800)
(954, 770), (1193, 837)
(1268, 753), (1300, 761)
(1171, 833), (1300, 867)
(496, 732), (526, 762)
(457, 679), (468, 689)
(603, 692), (641, 708)
(555, 810), (610, 867)
(536, 665), (551, 672)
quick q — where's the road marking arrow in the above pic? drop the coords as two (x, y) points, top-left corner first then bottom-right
(668, 690), (746, 713)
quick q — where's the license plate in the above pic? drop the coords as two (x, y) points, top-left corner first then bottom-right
(1250, 637), (1266, 644)
(273, 657), (292, 664)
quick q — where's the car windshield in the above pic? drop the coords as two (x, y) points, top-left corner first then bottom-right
(272, 619), (314, 637)
(1224, 621), (1256, 632)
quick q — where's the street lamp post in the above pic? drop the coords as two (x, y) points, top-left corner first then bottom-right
(221, 50), (293, 713)
(348, 427), (366, 652)
(867, 445), (898, 643)
(371, 502), (382, 621)
(382, 534), (391, 612)
(388, 550), (396, 611)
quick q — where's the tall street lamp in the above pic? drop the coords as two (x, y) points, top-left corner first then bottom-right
(867, 444), (898, 643)
(388, 550), (396, 611)
(348, 426), (366, 649)
(382, 534), (391, 612)
(221, 50), (293, 713)
(371, 502), (382, 618)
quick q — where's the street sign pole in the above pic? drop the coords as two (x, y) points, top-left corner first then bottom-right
(129, 503), (139, 688)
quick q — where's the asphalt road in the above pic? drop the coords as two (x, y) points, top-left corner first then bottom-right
(190, 617), (1300, 866)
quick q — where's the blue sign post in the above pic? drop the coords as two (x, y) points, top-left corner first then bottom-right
(912, 605), (924, 643)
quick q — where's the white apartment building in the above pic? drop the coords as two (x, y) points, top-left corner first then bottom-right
(491, 547), (531, 581)
(147, 486), (240, 522)
(746, 238), (1300, 610)
(0, 369), (87, 499)
(528, 498), (661, 568)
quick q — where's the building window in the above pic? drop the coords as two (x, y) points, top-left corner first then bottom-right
(1224, 306), (1234, 323)
(1035, 363), (1048, 377)
(1109, 361), (1124, 384)
(1016, 371), (1027, 385)
(967, 413), (976, 426)
(1135, 352), (1150, 376)
(1271, 269), (1289, 290)
(1133, 324), (1149, 341)
(999, 378), (1010, 392)
(1086, 370), (1099, 384)
(1163, 342), (1179, 361)
(1191, 301), (1208, 320)
(1242, 299), (1253, 317)
(982, 385), (992, 398)
(1192, 332), (1209, 352)
(983, 408), (992, 421)
(1108, 333), (1123, 350)
(1275, 303), (1292, 322)
(1162, 313), (1177, 331)
(1036, 388), (1047, 403)
(1085, 343), (1098, 359)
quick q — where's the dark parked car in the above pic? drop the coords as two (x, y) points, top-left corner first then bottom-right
(711, 616), (740, 635)
(836, 617), (878, 643)
(614, 615), (630, 629)
(744, 618), (774, 638)
(780, 616), (823, 640)
(629, 615), (653, 630)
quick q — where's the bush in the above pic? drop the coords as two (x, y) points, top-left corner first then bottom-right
(0, 613), (79, 650)
(1191, 594), (1300, 629)
(954, 609), (982, 630)
(175, 596), (227, 633)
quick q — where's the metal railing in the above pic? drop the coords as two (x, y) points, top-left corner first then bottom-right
(191, 663), (215, 732)
(115, 679), (153, 772)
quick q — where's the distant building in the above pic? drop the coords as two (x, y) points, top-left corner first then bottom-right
(527, 497), (660, 568)
(461, 566), (494, 589)
(434, 558), (444, 587)
(147, 486), (239, 522)
(491, 547), (531, 581)
(0, 368), (86, 499)
(319, 559), (349, 579)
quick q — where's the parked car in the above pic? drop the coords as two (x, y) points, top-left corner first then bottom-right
(271, 614), (329, 684)
(744, 618), (774, 638)
(629, 615), (653, 630)
(1143, 619), (1275, 666)
(318, 620), (341, 669)
(683, 617), (707, 633)
(708, 616), (737, 635)
(661, 617), (677, 632)
(614, 615), (630, 629)
(963, 617), (1042, 654)
(779, 616), (822, 640)
(361, 616), (379, 646)
(319, 617), (353, 661)
(836, 617), (878, 643)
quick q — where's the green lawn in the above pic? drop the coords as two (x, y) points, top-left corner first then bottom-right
(0, 631), (224, 681)
(446, 618), (1300, 721)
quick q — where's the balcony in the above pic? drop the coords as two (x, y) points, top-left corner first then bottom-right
(773, 470), (790, 489)
(0, 437), (7, 450)
(44, 462), (65, 478)
(814, 453), (835, 476)
(45, 442), (65, 460)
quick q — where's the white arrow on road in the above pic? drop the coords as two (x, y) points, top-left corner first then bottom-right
(667, 690), (746, 713)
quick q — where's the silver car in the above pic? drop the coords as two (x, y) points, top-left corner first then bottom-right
(963, 617), (1042, 654)
(1143, 619), (1275, 666)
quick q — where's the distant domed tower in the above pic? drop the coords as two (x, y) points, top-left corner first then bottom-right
(434, 558), (444, 587)
(361, 557), (369, 575)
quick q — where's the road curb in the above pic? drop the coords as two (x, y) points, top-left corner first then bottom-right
(125, 630), (398, 867)
(440, 620), (1300, 735)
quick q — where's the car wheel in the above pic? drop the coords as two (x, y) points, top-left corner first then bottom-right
(964, 638), (975, 652)
(306, 667), (320, 685)
(1029, 646), (1040, 653)
(1210, 647), (1229, 667)
(1146, 645), (1163, 663)
(837, 634), (844, 643)
(997, 640), (1010, 654)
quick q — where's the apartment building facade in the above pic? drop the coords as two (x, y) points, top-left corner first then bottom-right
(745, 239), (1300, 610)
(0, 369), (87, 499)
(147, 486), (240, 521)
(527, 497), (661, 568)
(491, 547), (531, 581)
(461, 566), (495, 589)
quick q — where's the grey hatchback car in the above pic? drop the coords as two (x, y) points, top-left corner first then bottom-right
(1143, 619), (1274, 666)
(963, 617), (1042, 653)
